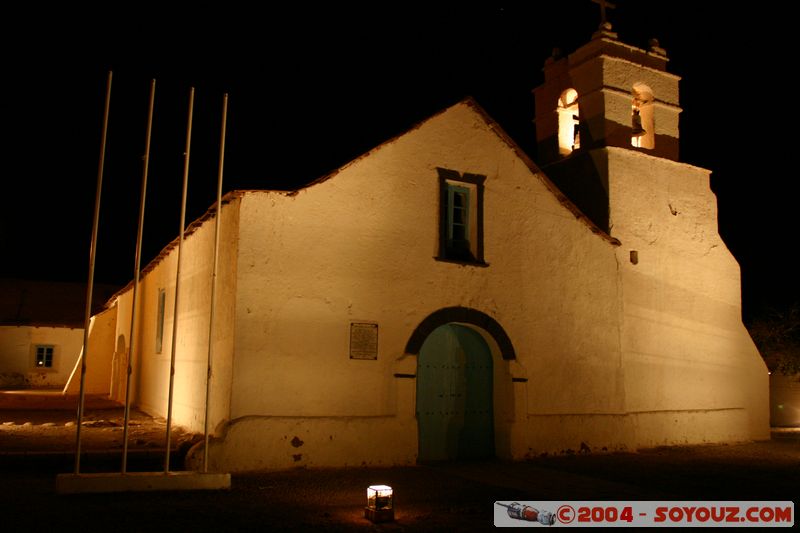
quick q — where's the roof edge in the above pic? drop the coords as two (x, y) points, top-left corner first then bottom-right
(461, 99), (621, 246)
(105, 190), (245, 307)
(107, 96), (620, 308)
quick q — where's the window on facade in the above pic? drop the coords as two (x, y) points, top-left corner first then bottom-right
(437, 168), (486, 265)
(631, 82), (655, 149)
(447, 184), (470, 255)
(156, 288), (166, 354)
(35, 345), (54, 368)
(557, 88), (580, 155)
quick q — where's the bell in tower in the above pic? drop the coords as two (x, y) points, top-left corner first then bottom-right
(630, 83), (655, 148)
(631, 109), (645, 138)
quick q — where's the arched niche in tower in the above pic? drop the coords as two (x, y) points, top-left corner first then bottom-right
(631, 83), (655, 149)
(557, 88), (580, 155)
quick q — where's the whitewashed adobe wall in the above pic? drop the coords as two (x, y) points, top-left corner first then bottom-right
(209, 100), (626, 471)
(605, 148), (770, 445)
(0, 325), (83, 389)
(112, 198), (240, 434)
(63, 305), (118, 395)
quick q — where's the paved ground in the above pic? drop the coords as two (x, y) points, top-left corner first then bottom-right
(1, 392), (798, 531)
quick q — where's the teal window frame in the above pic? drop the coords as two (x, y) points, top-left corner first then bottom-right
(447, 184), (470, 249)
(436, 168), (487, 265)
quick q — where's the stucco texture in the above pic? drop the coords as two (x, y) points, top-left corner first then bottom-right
(107, 198), (240, 437)
(604, 148), (769, 444)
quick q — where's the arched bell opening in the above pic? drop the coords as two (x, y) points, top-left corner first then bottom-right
(557, 88), (581, 155)
(631, 82), (655, 149)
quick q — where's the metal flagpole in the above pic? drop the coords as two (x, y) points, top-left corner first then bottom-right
(75, 71), (112, 474)
(121, 79), (156, 474)
(203, 93), (228, 473)
(165, 87), (194, 473)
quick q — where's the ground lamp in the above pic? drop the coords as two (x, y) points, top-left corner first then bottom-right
(365, 484), (394, 522)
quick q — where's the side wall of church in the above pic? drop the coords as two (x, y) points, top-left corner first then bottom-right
(210, 102), (628, 472)
(111, 198), (241, 435)
(605, 147), (770, 445)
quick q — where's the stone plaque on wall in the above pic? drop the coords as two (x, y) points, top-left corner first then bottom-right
(350, 322), (378, 360)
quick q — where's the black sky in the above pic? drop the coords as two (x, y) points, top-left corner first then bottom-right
(2, 2), (796, 320)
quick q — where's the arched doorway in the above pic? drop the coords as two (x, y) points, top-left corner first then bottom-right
(417, 323), (494, 461)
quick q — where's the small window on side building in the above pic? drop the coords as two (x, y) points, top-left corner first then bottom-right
(35, 345), (54, 368)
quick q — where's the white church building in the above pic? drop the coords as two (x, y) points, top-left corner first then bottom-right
(78, 28), (769, 472)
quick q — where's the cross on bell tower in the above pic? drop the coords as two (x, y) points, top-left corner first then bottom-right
(592, 0), (616, 27)
(591, 0), (618, 39)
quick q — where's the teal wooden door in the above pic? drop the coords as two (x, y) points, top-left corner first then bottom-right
(417, 324), (494, 461)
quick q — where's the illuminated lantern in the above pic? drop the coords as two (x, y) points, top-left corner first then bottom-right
(365, 484), (394, 522)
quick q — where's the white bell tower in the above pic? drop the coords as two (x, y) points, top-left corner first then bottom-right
(531, 3), (769, 449)
(533, 2), (681, 167)
(532, 6), (682, 233)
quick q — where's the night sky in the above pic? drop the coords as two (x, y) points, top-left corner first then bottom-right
(2, 2), (796, 320)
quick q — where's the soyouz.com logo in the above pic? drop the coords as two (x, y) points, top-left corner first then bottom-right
(494, 501), (794, 527)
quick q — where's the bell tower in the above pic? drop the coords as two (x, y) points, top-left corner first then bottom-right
(530, 4), (768, 448)
(533, 11), (681, 163)
(532, 8), (682, 232)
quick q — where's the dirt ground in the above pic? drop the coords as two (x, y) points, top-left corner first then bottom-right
(0, 391), (200, 458)
(1, 391), (798, 531)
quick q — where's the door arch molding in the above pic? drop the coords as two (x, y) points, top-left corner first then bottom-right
(405, 307), (516, 360)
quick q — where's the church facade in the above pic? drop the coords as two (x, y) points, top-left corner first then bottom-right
(84, 31), (769, 472)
